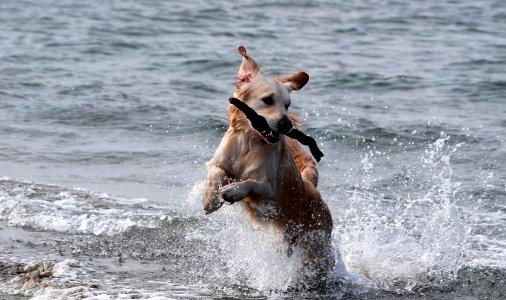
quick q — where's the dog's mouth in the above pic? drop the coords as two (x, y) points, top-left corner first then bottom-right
(262, 129), (280, 143)
(250, 119), (280, 144)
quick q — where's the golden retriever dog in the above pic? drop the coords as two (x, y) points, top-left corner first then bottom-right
(203, 46), (334, 284)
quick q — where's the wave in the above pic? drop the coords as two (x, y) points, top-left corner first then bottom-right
(0, 178), (174, 236)
(0, 136), (504, 298)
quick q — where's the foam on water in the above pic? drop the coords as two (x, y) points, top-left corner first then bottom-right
(0, 137), (503, 299)
(0, 258), (175, 299)
(0, 178), (170, 236)
(0, 259), (95, 298)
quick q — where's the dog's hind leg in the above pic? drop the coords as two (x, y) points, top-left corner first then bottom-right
(296, 230), (335, 286)
(203, 164), (230, 214)
(289, 139), (319, 188)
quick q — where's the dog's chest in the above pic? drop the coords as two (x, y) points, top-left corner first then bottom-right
(244, 197), (279, 221)
(231, 147), (279, 180)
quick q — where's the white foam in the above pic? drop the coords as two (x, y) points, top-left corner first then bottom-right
(0, 258), (173, 300)
(0, 180), (169, 235)
(0, 259), (95, 299)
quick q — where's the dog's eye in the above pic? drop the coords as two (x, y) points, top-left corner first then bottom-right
(261, 96), (274, 106)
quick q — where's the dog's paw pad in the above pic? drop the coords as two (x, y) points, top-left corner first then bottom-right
(222, 193), (238, 203)
(220, 185), (244, 203)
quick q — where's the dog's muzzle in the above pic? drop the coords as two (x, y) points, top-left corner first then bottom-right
(277, 116), (293, 134)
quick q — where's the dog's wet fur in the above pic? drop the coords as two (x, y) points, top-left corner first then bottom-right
(203, 46), (334, 286)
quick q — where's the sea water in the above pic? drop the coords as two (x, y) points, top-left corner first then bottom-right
(0, 0), (505, 298)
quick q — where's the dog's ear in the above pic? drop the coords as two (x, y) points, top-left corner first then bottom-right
(276, 71), (310, 91)
(237, 46), (260, 89)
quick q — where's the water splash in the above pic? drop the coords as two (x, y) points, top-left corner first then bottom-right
(336, 133), (471, 292)
(188, 182), (345, 295)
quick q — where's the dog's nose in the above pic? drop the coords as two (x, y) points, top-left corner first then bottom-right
(277, 117), (293, 134)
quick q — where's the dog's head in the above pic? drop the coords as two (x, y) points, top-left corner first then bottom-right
(231, 46), (309, 142)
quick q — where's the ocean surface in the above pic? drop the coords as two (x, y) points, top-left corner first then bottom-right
(0, 0), (505, 299)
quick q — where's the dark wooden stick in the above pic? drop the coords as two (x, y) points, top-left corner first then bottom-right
(284, 128), (324, 162)
(229, 97), (280, 143)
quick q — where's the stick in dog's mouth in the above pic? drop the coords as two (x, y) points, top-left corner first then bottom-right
(229, 97), (324, 162)
(229, 97), (279, 143)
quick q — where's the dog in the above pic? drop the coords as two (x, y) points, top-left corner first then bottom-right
(203, 46), (334, 283)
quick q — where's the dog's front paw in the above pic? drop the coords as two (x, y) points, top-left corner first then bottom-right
(220, 183), (247, 204)
(203, 184), (224, 215)
(203, 194), (224, 214)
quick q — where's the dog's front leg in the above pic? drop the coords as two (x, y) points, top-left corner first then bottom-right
(203, 164), (230, 214)
(219, 179), (272, 203)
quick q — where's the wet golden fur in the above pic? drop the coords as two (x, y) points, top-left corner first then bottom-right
(203, 46), (334, 278)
